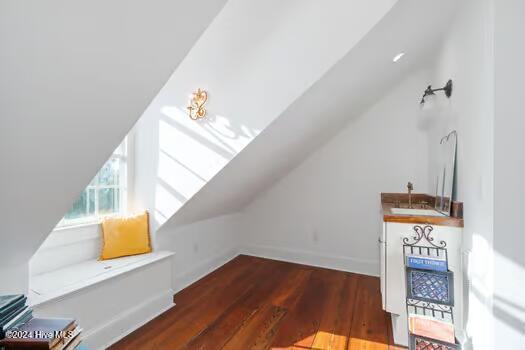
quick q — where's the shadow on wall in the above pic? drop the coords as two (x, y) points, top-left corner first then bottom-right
(150, 104), (260, 229)
(464, 233), (525, 345)
(492, 249), (525, 338)
(493, 294), (525, 335)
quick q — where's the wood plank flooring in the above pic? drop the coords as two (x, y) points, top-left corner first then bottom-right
(109, 255), (405, 350)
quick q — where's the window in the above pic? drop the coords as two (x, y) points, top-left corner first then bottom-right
(58, 139), (130, 227)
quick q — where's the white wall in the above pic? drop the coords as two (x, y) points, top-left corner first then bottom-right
(133, 0), (398, 233)
(493, 0), (525, 345)
(240, 70), (430, 276)
(156, 213), (241, 292)
(0, 0), (227, 294)
(424, 0), (495, 348)
(0, 265), (28, 295)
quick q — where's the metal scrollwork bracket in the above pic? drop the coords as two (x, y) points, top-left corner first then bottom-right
(402, 225), (447, 248)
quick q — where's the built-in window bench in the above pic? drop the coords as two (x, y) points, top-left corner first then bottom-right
(29, 250), (174, 350)
(29, 251), (174, 306)
(29, 223), (175, 350)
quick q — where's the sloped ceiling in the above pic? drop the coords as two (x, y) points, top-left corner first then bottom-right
(0, 0), (227, 268)
(168, 0), (459, 226)
(132, 0), (399, 231)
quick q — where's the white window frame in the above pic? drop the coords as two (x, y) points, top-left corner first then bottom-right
(55, 134), (134, 229)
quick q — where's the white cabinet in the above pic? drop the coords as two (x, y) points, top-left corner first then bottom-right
(379, 221), (463, 346)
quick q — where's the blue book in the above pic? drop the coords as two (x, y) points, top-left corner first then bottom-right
(406, 255), (447, 272)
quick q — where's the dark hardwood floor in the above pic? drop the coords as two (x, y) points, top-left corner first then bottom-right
(109, 255), (404, 350)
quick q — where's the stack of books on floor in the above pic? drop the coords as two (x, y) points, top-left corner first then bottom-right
(0, 295), (83, 350)
(0, 295), (32, 340)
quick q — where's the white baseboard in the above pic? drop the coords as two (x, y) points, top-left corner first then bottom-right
(172, 247), (239, 293)
(240, 244), (379, 277)
(84, 289), (174, 350)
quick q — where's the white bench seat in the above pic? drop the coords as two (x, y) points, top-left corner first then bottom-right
(29, 251), (174, 306)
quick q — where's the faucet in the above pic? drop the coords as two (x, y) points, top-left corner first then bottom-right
(407, 182), (414, 209)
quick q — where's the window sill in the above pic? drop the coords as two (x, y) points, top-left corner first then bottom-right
(29, 251), (174, 307)
(48, 213), (132, 249)
(54, 212), (123, 232)
(54, 220), (102, 232)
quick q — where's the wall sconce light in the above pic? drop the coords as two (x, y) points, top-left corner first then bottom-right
(420, 79), (453, 105)
(187, 88), (208, 120)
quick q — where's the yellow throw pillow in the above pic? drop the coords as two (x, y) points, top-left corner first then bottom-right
(100, 212), (152, 260)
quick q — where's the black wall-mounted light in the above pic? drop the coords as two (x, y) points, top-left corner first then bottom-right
(420, 79), (453, 104)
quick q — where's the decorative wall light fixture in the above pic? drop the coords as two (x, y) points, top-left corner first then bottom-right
(420, 79), (453, 105)
(187, 88), (208, 120)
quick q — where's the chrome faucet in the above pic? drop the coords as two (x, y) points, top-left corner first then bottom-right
(407, 182), (414, 209)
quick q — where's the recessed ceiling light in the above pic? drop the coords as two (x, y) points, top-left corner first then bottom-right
(392, 52), (405, 63)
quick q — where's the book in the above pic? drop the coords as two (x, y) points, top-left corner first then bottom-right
(2, 306), (32, 331)
(0, 297), (26, 323)
(0, 318), (76, 350)
(3, 313), (33, 341)
(408, 313), (455, 344)
(0, 298), (27, 330)
(0, 296), (24, 314)
(406, 268), (454, 306)
(59, 327), (82, 350)
(63, 335), (81, 350)
(406, 254), (447, 272)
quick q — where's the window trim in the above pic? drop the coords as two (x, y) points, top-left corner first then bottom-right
(54, 213), (122, 230)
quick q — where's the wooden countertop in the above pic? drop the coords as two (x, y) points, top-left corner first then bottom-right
(381, 193), (464, 228)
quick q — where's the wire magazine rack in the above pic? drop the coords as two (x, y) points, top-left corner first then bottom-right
(403, 225), (461, 350)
